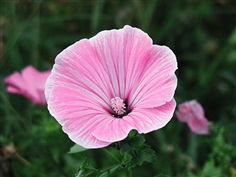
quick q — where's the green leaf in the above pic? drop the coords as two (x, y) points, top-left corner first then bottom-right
(130, 134), (145, 147)
(120, 143), (130, 155)
(120, 134), (157, 169)
(122, 154), (132, 166)
(128, 145), (157, 168)
(69, 144), (88, 154)
(76, 159), (120, 177)
(201, 159), (222, 177)
(75, 159), (99, 177)
(139, 145), (157, 163)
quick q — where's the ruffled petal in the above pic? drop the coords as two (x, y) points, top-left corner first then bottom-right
(92, 116), (134, 143)
(129, 45), (177, 109)
(124, 99), (176, 133)
(45, 25), (178, 148)
(90, 25), (152, 100)
(93, 99), (176, 142)
(45, 39), (113, 110)
(47, 85), (111, 148)
(62, 114), (111, 148)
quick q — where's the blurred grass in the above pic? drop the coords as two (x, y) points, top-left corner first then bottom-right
(0, 0), (236, 177)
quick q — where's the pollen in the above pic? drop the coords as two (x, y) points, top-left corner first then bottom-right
(110, 97), (126, 115)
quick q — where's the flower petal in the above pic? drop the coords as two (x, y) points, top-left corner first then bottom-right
(124, 99), (176, 133)
(4, 66), (49, 104)
(129, 45), (177, 109)
(4, 71), (39, 102)
(22, 65), (50, 90)
(4, 72), (30, 93)
(175, 101), (191, 122)
(45, 25), (178, 148)
(175, 100), (210, 135)
(5, 85), (37, 103)
(188, 100), (210, 134)
(90, 25), (152, 99)
(47, 85), (111, 148)
(188, 116), (210, 135)
(92, 117), (134, 143)
(45, 39), (113, 110)
(93, 99), (176, 142)
(6, 86), (20, 94)
(62, 114), (111, 148)
(190, 100), (205, 119)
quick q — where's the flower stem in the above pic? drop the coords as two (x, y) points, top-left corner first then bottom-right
(103, 148), (120, 163)
(126, 168), (132, 177)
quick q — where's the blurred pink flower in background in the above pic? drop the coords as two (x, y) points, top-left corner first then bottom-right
(45, 25), (178, 148)
(176, 100), (210, 135)
(4, 65), (51, 105)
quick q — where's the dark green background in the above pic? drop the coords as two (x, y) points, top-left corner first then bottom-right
(0, 0), (236, 177)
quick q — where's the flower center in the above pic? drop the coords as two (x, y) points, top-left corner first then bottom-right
(110, 97), (126, 117)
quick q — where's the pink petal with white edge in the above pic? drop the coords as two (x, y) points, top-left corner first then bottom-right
(90, 25), (152, 99)
(129, 45), (177, 109)
(125, 99), (176, 134)
(92, 116), (134, 143)
(47, 86), (111, 148)
(62, 114), (111, 148)
(45, 39), (113, 110)
(93, 99), (176, 142)
(45, 25), (178, 148)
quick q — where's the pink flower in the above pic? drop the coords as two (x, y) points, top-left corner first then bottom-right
(45, 25), (178, 148)
(4, 65), (51, 105)
(176, 100), (210, 135)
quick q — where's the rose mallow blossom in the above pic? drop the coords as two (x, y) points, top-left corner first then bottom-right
(4, 65), (51, 105)
(45, 25), (178, 148)
(176, 100), (210, 135)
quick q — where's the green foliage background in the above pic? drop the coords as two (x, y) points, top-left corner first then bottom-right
(0, 0), (236, 177)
